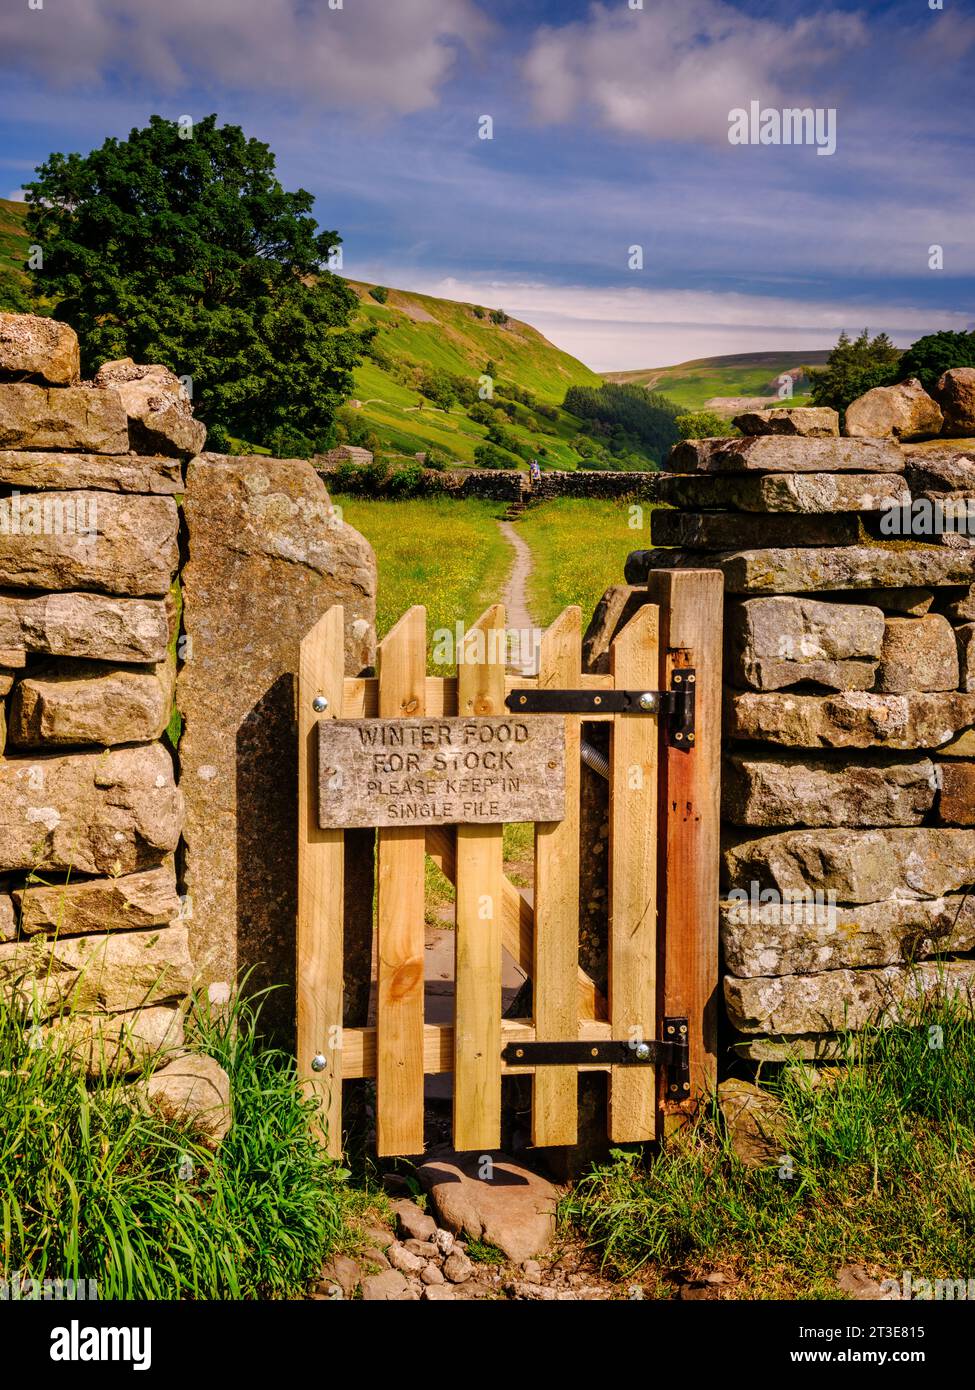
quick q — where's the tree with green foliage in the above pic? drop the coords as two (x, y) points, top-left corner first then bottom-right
(474, 441), (520, 470)
(368, 286), (389, 304)
(676, 410), (738, 440)
(897, 330), (975, 393)
(24, 115), (367, 456)
(563, 383), (681, 463)
(808, 330), (902, 415)
(417, 368), (457, 411)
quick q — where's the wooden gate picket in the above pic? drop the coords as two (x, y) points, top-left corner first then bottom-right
(297, 575), (720, 1158)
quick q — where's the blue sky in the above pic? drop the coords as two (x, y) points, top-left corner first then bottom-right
(0, 0), (971, 369)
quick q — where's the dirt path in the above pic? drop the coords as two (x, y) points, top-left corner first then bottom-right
(498, 520), (538, 674)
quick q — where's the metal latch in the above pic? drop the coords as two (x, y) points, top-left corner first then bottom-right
(502, 1017), (690, 1100)
(506, 669), (696, 747)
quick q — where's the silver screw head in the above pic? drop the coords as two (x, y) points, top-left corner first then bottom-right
(312, 695), (329, 713)
(638, 692), (658, 713)
(310, 1053), (328, 1072)
(634, 1041), (651, 1061)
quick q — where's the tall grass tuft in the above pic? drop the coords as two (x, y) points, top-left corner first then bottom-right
(1, 989), (352, 1299)
(564, 997), (975, 1297)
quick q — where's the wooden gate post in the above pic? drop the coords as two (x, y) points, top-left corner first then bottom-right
(646, 570), (723, 1127)
(297, 606), (346, 1158)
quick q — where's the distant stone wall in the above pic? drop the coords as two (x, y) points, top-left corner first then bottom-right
(624, 397), (975, 1059)
(0, 313), (377, 1064)
(315, 457), (665, 504)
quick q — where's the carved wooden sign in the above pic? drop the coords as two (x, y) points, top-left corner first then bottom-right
(318, 716), (566, 828)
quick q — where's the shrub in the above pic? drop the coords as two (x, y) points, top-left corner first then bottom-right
(424, 448), (451, 471)
(676, 410), (737, 439)
(489, 309), (508, 326)
(473, 442), (519, 470)
(368, 285), (389, 304)
(387, 463), (426, 497)
(898, 330), (975, 393)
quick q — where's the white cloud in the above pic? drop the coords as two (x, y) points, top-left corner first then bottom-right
(358, 273), (971, 372)
(0, 0), (488, 114)
(523, 0), (867, 144)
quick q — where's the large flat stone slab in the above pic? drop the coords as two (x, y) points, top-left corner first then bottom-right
(721, 893), (975, 977)
(0, 451), (183, 493)
(725, 690), (975, 749)
(650, 509), (857, 550)
(723, 827), (975, 903)
(0, 313), (79, 385)
(625, 545), (975, 593)
(14, 864), (180, 937)
(723, 753), (937, 827)
(0, 742), (182, 874)
(177, 454), (376, 1029)
(653, 471), (908, 514)
(0, 384), (128, 453)
(419, 1150), (558, 1264)
(666, 436), (904, 474)
(0, 923), (192, 1020)
(733, 406), (839, 437)
(0, 591), (170, 663)
(0, 491), (178, 596)
(725, 959), (975, 1035)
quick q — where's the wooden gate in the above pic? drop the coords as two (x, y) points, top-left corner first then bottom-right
(297, 570), (722, 1158)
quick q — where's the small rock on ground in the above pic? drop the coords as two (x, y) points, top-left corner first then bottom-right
(418, 1149), (558, 1264)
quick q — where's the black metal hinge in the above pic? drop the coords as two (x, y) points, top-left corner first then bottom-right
(506, 669), (696, 747)
(502, 1017), (690, 1100)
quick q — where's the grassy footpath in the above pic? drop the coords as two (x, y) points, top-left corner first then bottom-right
(333, 495), (512, 661)
(516, 497), (654, 629)
(564, 1001), (975, 1299)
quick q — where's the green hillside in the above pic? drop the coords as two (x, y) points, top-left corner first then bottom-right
(606, 350), (834, 410)
(341, 280), (605, 467)
(0, 197), (33, 312)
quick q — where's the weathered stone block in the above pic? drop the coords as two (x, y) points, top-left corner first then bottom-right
(581, 584), (648, 674)
(0, 592), (170, 663)
(651, 510), (857, 550)
(723, 754), (937, 828)
(93, 359), (206, 458)
(178, 454), (376, 1030)
(14, 864), (181, 937)
(0, 313), (80, 385)
(845, 378), (943, 442)
(721, 893), (975, 977)
(875, 615), (959, 693)
(938, 762), (975, 826)
(8, 658), (174, 747)
(728, 596), (884, 693)
(665, 436), (903, 474)
(905, 450), (975, 494)
(934, 368), (975, 438)
(0, 451), (183, 493)
(0, 893), (14, 942)
(653, 472), (908, 514)
(725, 690), (975, 749)
(732, 406), (839, 437)
(0, 923), (193, 1020)
(725, 960), (975, 1035)
(625, 545), (975, 594)
(0, 491), (178, 596)
(945, 588), (975, 623)
(723, 827), (975, 902)
(0, 384), (128, 452)
(0, 742), (182, 875)
(43, 1005), (185, 1076)
(956, 622), (975, 692)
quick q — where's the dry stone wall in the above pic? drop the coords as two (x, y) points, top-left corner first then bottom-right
(625, 391), (975, 1059)
(0, 312), (377, 1068)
